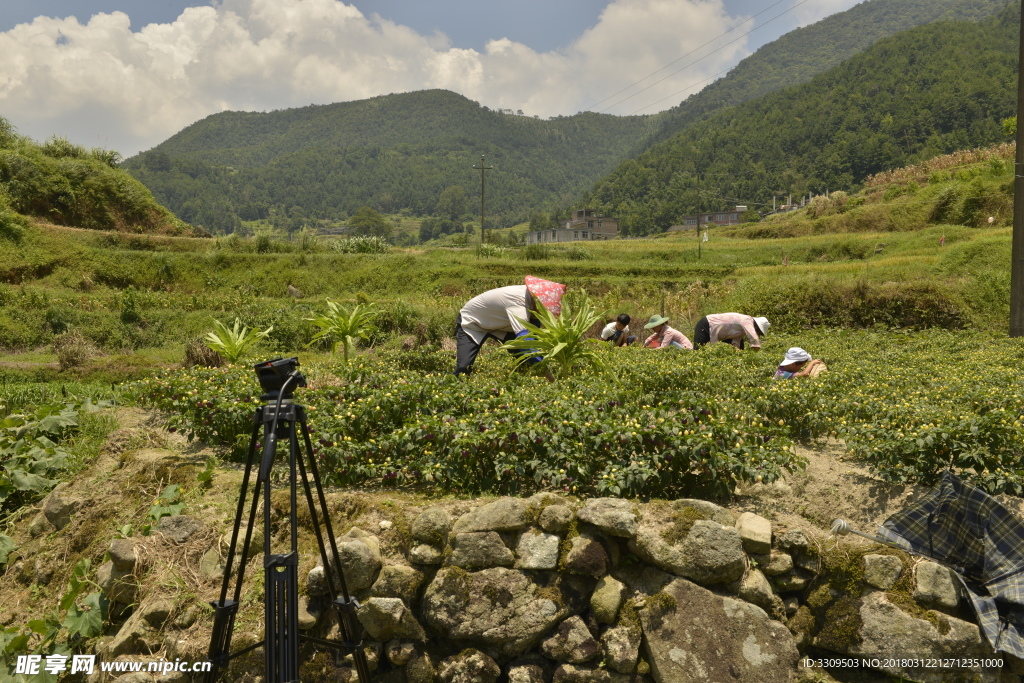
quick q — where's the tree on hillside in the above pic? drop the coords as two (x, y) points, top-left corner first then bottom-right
(436, 186), (468, 221)
(349, 206), (393, 239)
(529, 212), (552, 232)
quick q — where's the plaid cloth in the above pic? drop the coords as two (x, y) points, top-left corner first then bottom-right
(878, 471), (1024, 658)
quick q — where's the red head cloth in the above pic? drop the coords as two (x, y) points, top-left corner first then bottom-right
(524, 275), (566, 317)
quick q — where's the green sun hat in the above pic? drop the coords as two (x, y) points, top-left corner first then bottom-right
(644, 314), (670, 329)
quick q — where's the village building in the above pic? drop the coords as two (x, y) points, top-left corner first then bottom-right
(526, 209), (618, 244)
(668, 206), (748, 232)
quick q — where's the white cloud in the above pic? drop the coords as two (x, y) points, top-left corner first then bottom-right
(0, 0), (750, 156)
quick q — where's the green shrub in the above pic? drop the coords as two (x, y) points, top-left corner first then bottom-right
(475, 243), (507, 258)
(305, 301), (377, 364)
(204, 318), (273, 364)
(330, 236), (390, 254)
(560, 245), (591, 261)
(520, 243), (549, 260)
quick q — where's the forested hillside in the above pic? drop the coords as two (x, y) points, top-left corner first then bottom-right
(121, 0), (1009, 238)
(645, 0), (1005, 145)
(0, 118), (195, 238)
(123, 91), (656, 234)
(585, 7), (1019, 235)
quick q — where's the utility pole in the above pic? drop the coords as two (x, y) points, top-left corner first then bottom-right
(473, 155), (493, 244)
(1012, 2), (1024, 335)
(696, 173), (702, 260)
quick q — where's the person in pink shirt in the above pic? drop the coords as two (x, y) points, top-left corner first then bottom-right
(642, 315), (694, 350)
(693, 313), (770, 350)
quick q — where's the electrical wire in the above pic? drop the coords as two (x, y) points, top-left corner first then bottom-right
(585, 0), (791, 111)
(600, 0), (813, 115)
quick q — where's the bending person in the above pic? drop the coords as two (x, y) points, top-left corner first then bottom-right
(454, 275), (565, 375)
(601, 313), (637, 347)
(774, 347), (827, 378)
(642, 315), (693, 350)
(694, 313), (770, 350)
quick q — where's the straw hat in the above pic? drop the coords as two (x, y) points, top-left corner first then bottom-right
(644, 314), (670, 329)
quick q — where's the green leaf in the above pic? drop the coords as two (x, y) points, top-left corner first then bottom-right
(158, 484), (181, 502)
(0, 535), (15, 565)
(64, 592), (108, 639)
(8, 470), (57, 494)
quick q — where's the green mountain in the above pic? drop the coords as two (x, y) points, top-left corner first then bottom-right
(122, 0), (1008, 237)
(584, 6), (1019, 235)
(122, 91), (656, 234)
(645, 0), (1006, 144)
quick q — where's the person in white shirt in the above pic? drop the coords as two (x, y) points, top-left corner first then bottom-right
(693, 313), (770, 350)
(454, 276), (565, 375)
(600, 313), (636, 347)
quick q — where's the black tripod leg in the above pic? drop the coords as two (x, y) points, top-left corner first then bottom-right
(297, 418), (371, 682)
(206, 414), (263, 682)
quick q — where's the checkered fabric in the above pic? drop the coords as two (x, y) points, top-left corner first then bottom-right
(878, 471), (1024, 658)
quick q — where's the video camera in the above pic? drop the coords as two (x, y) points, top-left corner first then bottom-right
(254, 357), (307, 401)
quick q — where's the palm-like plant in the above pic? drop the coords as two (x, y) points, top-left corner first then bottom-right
(500, 291), (605, 380)
(306, 300), (378, 364)
(203, 318), (273, 364)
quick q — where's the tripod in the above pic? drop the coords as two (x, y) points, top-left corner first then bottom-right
(205, 360), (370, 683)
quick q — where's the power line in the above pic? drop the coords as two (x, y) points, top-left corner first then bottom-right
(585, 0), (791, 111)
(618, 0), (812, 115)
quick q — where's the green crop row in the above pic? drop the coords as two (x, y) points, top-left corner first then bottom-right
(126, 329), (1024, 498)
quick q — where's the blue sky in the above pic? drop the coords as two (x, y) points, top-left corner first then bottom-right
(0, 0), (860, 155)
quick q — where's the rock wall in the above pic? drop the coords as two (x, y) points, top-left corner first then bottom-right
(38, 490), (1024, 682)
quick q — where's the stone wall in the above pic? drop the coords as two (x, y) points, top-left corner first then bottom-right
(83, 493), (1024, 682)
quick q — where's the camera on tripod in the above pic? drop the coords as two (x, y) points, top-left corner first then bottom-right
(254, 357), (307, 401)
(205, 356), (370, 683)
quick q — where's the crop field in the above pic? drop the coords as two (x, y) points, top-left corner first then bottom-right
(0, 146), (1019, 512)
(126, 329), (1024, 500)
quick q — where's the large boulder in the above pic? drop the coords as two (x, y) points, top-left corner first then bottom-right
(629, 519), (745, 586)
(356, 597), (426, 641)
(371, 564), (424, 605)
(438, 649), (501, 683)
(423, 567), (568, 659)
(563, 535), (609, 578)
(640, 578), (798, 683)
(601, 625), (641, 673)
(540, 616), (601, 664)
(821, 591), (1007, 682)
(411, 507), (451, 546)
(913, 561), (959, 612)
(576, 498), (639, 538)
(735, 512), (771, 555)
(516, 531), (561, 570)
(448, 532), (514, 570)
(310, 528), (382, 594)
(453, 498), (532, 534)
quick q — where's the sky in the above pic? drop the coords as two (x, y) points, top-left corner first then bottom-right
(0, 0), (861, 157)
